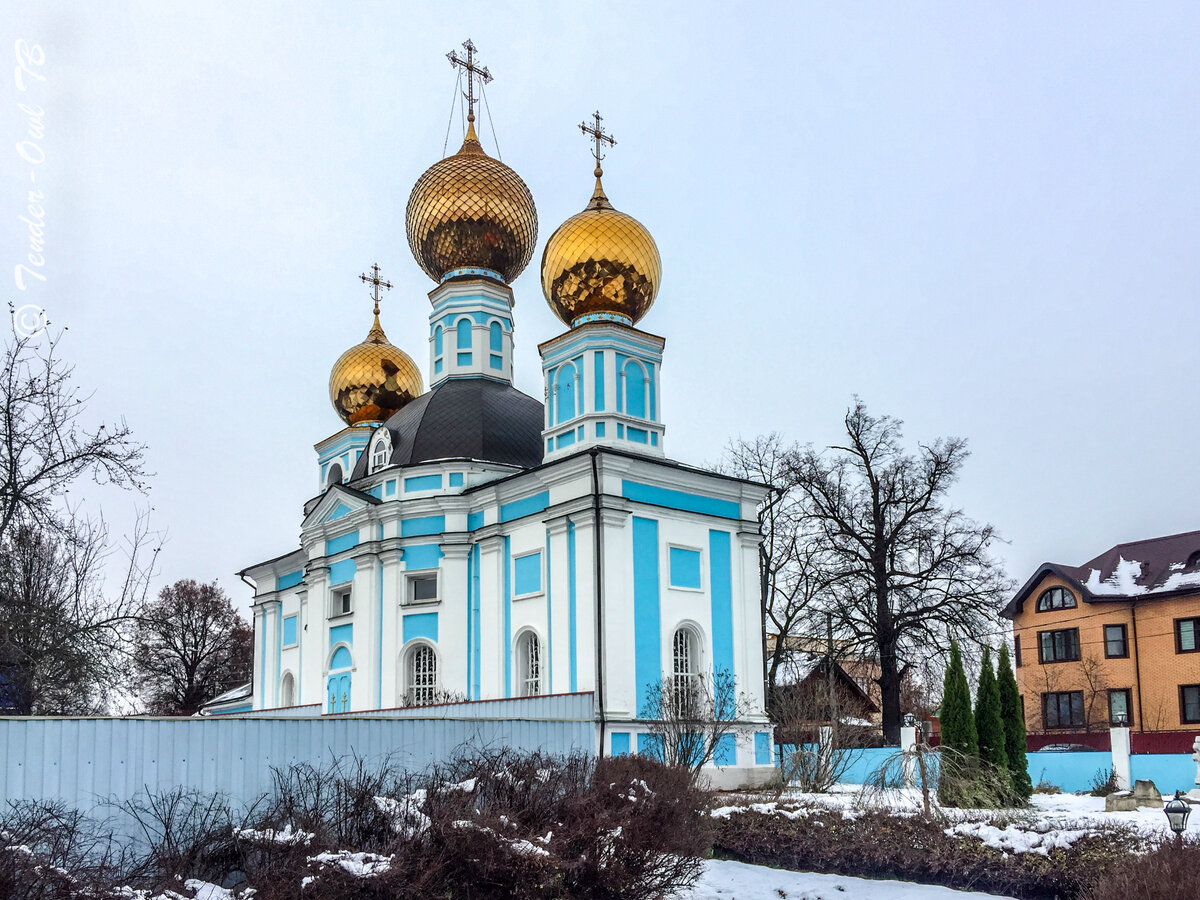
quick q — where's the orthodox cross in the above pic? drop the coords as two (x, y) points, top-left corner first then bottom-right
(446, 39), (492, 121)
(580, 110), (616, 174)
(360, 263), (392, 316)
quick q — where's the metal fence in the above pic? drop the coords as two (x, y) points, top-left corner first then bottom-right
(0, 693), (597, 816)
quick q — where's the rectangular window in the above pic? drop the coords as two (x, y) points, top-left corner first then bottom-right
(668, 547), (702, 590)
(1182, 685), (1200, 724)
(1043, 690), (1084, 728)
(283, 614), (298, 647)
(1108, 688), (1132, 726)
(331, 588), (352, 618)
(407, 573), (438, 605)
(514, 551), (542, 597)
(1038, 628), (1080, 663)
(1014, 635), (1022, 668)
(1104, 624), (1129, 658)
(1176, 618), (1200, 653)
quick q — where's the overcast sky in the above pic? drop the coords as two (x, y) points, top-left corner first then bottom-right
(4, 2), (1199, 615)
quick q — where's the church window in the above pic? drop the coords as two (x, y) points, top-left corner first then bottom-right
(280, 671), (296, 707)
(456, 318), (472, 349)
(489, 321), (503, 352)
(1036, 587), (1076, 612)
(517, 631), (542, 696)
(434, 325), (443, 356)
(672, 627), (701, 717)
(407, 573), (439, 605)
(624, 361), (647, 419)
(370, 432), (391, 473)
(555, 365), (576, 424)
(407, 644), (438, 706)
(326, 463), (343, 487)
(331, 587), (352, 618)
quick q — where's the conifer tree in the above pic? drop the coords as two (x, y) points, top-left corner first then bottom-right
(939, 641), (977, 757)
(997, 644), (1032, 800)
(974, 647), (1007, 771)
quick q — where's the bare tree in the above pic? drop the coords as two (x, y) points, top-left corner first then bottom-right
(0, 512), (158, 714)
(133, 580), (253, 715)
(770, 675), (871, 795)
(1077, 654), (1111, 733)
(719, 434), (836, 709)
(639, 670), (752, 782)
(0, 313), (148, 544)
(788, 401), (1011, 744)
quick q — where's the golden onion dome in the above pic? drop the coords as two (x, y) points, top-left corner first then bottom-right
(405, 117), (538, 284)
(541, 167), (661, 328)
(328, 314), (423, 425)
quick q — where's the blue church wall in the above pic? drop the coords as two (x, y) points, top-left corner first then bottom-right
(500, 491), (550, 523)
(326, 531), (359, 556)
(594, 351), (605, 411)
(405, 474), (442, 492)
(669, 548), (702, 589)
(514, 551), (542, 596)
(449, 472), (464, 487)
(326, 504), (352, 522)
(283, 615), (298, 646)
(470, 543), (482, 699)
(401, 516), (445, 537)
(714, 734), (737, 766)
(403, 544), (443, 570)
(330, 645), (352, 669)
(329, 559), (357, 585)
(568, 520), (578, 693)
(329, 624), (353, 652)
(277, 570), (303, 590)
(627, 427), (648, 444)
(624, 360), (647, 418)
(468, 510), (484, 531)
(621, 480), (741, 520)
(403, 613), (438, 644)
(632, 517), (662, 713)
(611, 731), (630, 756)
(555, 364), (576, 424)
(709, 531), (735, 677)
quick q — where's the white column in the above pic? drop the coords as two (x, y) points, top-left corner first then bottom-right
(478, 535), (506, 698)
(900, 724), (919, 788)
(439, 544), (472, 698)
(1111, 725), (1132, 791)
(379, 551), (403, 707)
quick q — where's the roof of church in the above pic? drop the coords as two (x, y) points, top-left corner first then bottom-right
(350, 378), (544, 476)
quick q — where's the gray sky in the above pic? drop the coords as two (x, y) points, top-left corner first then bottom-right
(5, 2), (1199, 615)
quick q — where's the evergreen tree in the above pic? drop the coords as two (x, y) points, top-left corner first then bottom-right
(997, 644), (1032, 800)
(974, 647), (1008, 771)
(939, 641), (977, 757)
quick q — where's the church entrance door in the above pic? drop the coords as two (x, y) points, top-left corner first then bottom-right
(327, 672), (351, 713)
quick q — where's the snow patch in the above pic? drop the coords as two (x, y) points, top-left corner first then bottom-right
(234, 824), (313, 846)
(307, 850), (393, 878)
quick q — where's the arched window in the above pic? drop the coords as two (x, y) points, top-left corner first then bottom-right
(517, 631), (541, 696)
(672, 627), (701, 716)
(1185, 551), (1200, 574)
(1036, 587), (1076, 612)
(624, 361), (647, 419)
(489, 321), (503, 352)
(370, 431), (391, 473)
(555, 364), (576, 424)
(280, 671), (296, 707)
(456, 317), (472, 350)
(434, 324), (444, 356)
(406, 644), (438, 706)
(326, 463), (344, 487)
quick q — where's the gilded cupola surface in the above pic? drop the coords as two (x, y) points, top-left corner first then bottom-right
(329, 268), (423, 425)
(405, 118), (538, 285)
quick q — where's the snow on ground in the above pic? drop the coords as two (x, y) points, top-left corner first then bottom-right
(684, 858), (1009, 899)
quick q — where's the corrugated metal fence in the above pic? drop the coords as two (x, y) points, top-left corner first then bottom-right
(0, 693), (596, 815)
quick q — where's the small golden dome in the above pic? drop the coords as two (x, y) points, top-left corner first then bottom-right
(541, 169), (661, 327)
(406, 118), (538, 284)
(328, 315), (423, 425)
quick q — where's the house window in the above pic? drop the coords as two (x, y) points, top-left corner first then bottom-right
(1014, 635), (1022, 668)
(1104, 624), (1128, 658)
(370, 433), (390, 473)
(1036, 587), (1076, 612)
(1176, 617), (1200, 653)
(1181, 685), (1200, 724)
(1038, 628), (1080, 663)
(331, 587), (352, 618)
(1108, 688), (1132, 726)
(672, 627), (701, 716)
(1043, 691), (1084, 728)
(517, 631), (541, 697)
(407, 645), (438, 706)
(406, 573), (438, 605)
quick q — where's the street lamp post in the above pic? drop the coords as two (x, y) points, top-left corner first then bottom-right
(1164, 790), (1192, 846)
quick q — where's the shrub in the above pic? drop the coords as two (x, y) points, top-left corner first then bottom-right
(1089, 768), (1120, 797)
(997, 645), (1033, 800)
(974, 648), (1008, 772)
(1035, 780), (1061, 794)
(1084, 838), (1200, 900)
(939, 642), (977, 762)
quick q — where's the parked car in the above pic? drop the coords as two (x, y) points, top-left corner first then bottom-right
(1038, 743), (1095, 752)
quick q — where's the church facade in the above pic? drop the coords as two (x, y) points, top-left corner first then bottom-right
(231, 46), (774, 782)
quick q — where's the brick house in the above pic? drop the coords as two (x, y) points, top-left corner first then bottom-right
(1002, 529), (1200, 739)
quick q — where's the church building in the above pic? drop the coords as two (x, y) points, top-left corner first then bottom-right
(228, 43), (773, 780)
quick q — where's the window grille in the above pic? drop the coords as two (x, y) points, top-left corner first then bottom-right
(408, 645), (437, 706)
(672, 628), (700, 717)
(521, 633), (541, 696)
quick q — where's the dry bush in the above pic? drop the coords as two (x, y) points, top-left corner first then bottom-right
(1084, 838), (1200, 900)
(0, 800), (131, 900)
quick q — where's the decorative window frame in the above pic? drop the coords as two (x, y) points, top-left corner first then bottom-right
(370, 431), (392, 474)
(404, 571), (440, 607)
(401, 640), (440, 707)
(513, 550), (544, 600)
(666, 543), (705, 592)
(330, 585), (353, 619)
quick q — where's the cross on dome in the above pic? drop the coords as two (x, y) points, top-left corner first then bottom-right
(579, 110), (616, 177)
(359, 263), (393, 317)
(446, 39), (492, 123)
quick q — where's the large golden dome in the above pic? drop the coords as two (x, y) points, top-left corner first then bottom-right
(406, 118), (538, 284)
(541, 169), (661, 327)
(328, 315), (423, 425)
